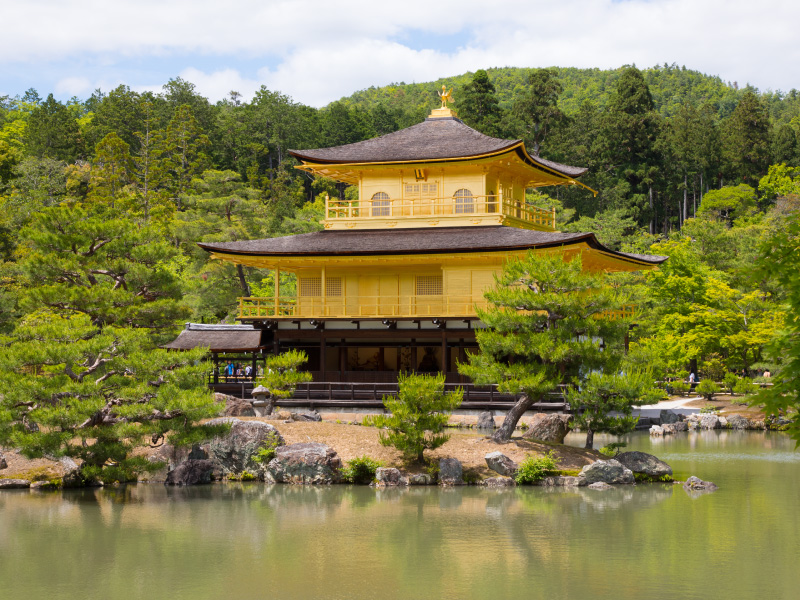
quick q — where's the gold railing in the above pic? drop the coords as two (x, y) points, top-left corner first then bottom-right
(239, 295), (491, 319)
(239, 295), (636, 321)
(325, 196), (555, 229)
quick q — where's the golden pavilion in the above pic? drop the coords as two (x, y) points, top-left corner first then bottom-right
(179, 96), (666, 394)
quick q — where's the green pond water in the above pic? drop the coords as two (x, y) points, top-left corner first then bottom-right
(1, 430), (799, 600)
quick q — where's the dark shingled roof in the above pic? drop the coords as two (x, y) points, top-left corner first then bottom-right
(199, 226), (667, 265)
(163, 323), (264, 352)
(289, 117), (587, 178)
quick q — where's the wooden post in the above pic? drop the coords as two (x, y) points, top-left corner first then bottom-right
(274, 268), (280, 316)
(320, 335), (326, 382)
(321, 265), (326, 317)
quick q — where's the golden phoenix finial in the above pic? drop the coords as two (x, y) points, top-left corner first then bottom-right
(438, 84), (453, 109)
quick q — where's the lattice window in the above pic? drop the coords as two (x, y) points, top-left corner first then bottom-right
(371, 192), (390, 217)
(416, 275), (443, 296)
(325, 277), (342, 297)
(299, 277), (321, 297)
(454, 188), (474, 214)
(404, 182), (438, 198)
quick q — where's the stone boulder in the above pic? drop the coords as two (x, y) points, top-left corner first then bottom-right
(660, 410), (681, 424)
(0, 478), (31, 489)
(290, 410), (322, 422)
(207, 418), (285, 479)
(0, 451), (6, 470)
(31, 480), (59, 490)
(484, 452), (518, 477)
(266, 443), (342, 484)
(718, 416), (728, 428)
(165, 459), (215, 486)
(523, 413), (571, 443)
(476, 411), (495, 429)
(650, 425), (665, 436)
(615, 451), (673, 479)
(588, 481), (612, 490)
(408, 473), (435, 486)
(481, 477), (515, 487)
(375, 467), (408, 486)
(727, 415), (751, 430)
(671, 421), (689, 432)
(224, 398), (256, 417)
(535, 476), (586, 487)
(578, 459), (635, 485)
(683, 475), (718, 493)
(661, 424), (676, 435)
(438, 458), (463, 486)
(700, 414), (721, 430)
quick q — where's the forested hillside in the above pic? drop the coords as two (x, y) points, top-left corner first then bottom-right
(1, 64), (799, 392)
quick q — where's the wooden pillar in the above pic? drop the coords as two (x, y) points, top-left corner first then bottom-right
(441, 329), (447, 376)
(411, 339), (417, 372)
(321, 265), (326, 317)
(274, 268), (280, 316)
(320, 334), (326, 382)
(212, 353), (219, 384)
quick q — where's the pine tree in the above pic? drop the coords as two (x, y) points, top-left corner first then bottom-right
(513, 68), (564, 156)
(459, 252), (653, 444)
(163, 104), (211, 210)
(722, 90), (771, 184)
(458, 70), (504, 137)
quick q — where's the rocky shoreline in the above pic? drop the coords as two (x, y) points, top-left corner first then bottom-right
(1, 416), (718, 495)
(648, 410), (791, 436)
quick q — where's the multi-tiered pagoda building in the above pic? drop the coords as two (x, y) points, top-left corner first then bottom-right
(177, 97), (666, 392)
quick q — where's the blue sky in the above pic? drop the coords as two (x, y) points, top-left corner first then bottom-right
(2, 0), (798, 107)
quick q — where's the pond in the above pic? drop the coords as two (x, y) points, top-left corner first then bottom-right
(1, 430), (798, 600)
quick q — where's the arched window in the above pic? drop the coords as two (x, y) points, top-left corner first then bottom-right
(371, 192), (390, 217)
(454, 188), (474, 214)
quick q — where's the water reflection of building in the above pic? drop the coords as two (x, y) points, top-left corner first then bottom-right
(168, 93), (666, 398)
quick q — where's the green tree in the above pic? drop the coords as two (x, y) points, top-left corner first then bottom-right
(755, 211), (800, 442)
(17, 203), (188, 334)
(722, 90), (771, 184)
(88, 132), (133, 208)
(568, 370), (659, 449)
(513, 68), (563, 156)
(163, 104), (210, 210)
(460, 252), (644, 443)
(697, 184), (757, 222)
(259, 350), (313, 416)
(131, 102), (170, 224)
(25, 94), (83, 162)
(367, 372), (462, 463)
(458, 69), (504, 137)
(0, 311), (223, 483)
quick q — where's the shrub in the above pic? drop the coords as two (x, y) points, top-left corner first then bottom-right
(701, 354), (726, 382)
(733, 378), (759, 397)
(252, 437), (281, 464)
(599, 442), (627, 457)
(365, 372), (462, 463)
(696, 380), (720, 401)
(699, 405), (720, 414)
(724, 373), (739, 395)
(341, 456), (383, 484)
(514, 451), (559, 485)
(671, 381), (690, 397)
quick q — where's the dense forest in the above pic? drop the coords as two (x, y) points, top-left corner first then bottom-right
(1, 63), (799, 386)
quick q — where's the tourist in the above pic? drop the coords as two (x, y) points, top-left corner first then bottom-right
(763, 369), (771, 378)
(245, 364), (253, 380)
(688, 372), (696, 384)
(225, 361), (235, 382)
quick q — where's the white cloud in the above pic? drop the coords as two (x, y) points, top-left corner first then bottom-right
(5, 0), (800, 105)
(54, 77), (93, 97)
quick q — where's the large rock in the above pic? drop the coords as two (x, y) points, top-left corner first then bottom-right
(523, 413), (571, 443)
(438, 458), (463, 486)
(588, 481), (612, 490)
(481, 477), (515, 487)
(700, 414), (721, 429)
(290, 410), (322, 422)
(660, 410), (681, 424)
(31, 480), (59, 490)
(683, 475), (719, 493)
(727, 415), (751, 430)
(671, 421), (689, 432)
(266, 443), (342, 484)
(661, 424), (676, 435)
(375, 467), (408, 486)
(408, 473), (435, 486)
(0, 479), (31, 489)
(485, 452), (518, 477)
(0, 451), (6, 470)
(650, 425), (665, 436)
(535, 476), (586, 487)
(224, 398), (256, 417)
(615, 451), (673, 479)
(165, 459), (215, 486)
(578, 459), (635, 485)
(476, 411), (495, 429)
(207, 418), (285, 479)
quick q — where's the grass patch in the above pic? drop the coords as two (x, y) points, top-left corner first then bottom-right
(633, 472), (674, 483)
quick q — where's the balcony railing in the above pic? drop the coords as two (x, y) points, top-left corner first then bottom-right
(325, 195), (555, 229)
(239, 294), (491, 319)
(238, 295), (636, 321)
